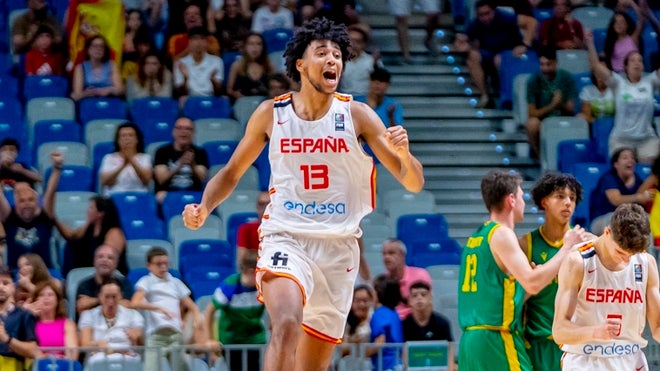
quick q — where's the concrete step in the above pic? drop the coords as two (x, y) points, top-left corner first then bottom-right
(403, 107), (513, 119)
(386, 64), (467, 76)
(360, 13), (455, 28)
(408, 128), (526, 143)
(398, 96), (472, 107)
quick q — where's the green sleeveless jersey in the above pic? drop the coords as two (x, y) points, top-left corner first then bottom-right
(458, 221), (525, 332)
(523, 228), (561, 340)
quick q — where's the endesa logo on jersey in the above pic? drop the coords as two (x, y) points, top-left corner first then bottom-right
(582, 342), (641, 356)
(283, 200), (346, 215)
(585, 287), (643, 304)
(280, 136), (350, 153)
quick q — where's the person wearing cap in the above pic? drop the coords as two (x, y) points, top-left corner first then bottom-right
(0, 265), (39, 369)
(173, 26), (224, 103)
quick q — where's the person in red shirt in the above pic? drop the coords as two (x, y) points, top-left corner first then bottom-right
(539, 0), (584, 50)
(24, 25), (65, 76)
(235, 191), (270, 266)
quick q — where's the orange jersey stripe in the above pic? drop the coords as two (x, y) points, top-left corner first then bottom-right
(254, 268), (307, 307)
(301, 323), (342, 344)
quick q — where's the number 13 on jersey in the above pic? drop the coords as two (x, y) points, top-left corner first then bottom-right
(300, 164), (329, 190)
(461, 254), (477, 292)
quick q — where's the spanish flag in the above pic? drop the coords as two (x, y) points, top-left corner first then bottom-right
(67, 0), (125, 67)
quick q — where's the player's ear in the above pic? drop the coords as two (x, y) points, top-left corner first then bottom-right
(296, 58), (304, 73)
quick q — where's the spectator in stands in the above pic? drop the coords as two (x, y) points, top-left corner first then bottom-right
(0, 138), (41, 189)
(381, 238), (432, 320)
(143, 0), (168, 48)
(586, 30), (660, 164)
(493, 0), (537, 48)
(168, 4), (221, 61)
(125, 51), (173, 104)
(387, 0), (439, 64)
(0, 265), (38, 369)
(518, 172), (585, 371)
(121, 27), (156, 81)
(173, 27), (225, 102)
(403, 281), (455, 370)
(236, 191), (270, 265)
(603, 5), (644, 73)
(31, 281), (78, 360)
(336, 284), (374, 371)
(339, 24), (378, 96)
(538, 0), (584, 51)
(79, 277), (143, 367)
(71, 35), (125, 101)
(99, 123), (152, 196)
(0, 152), (62, 270)
(525, 47), (577, 158)
(123, 9), (150, 62)
(454, 0), (526, 109)
(167, 0), (208, 37)
(267, 72), (291, 98)
(15, 253), (61, 307)
(56, 195), (128, 276)
(204, 250), (263, 371)
(131, 247), (202, 371)
(367, 274), (404, 371)
(356, 67), (403, 127)
(11, 0), (62, 55)
(75, 245), (134, 316)
(227, 33), (273, 101)
(154, 117), (209, 204)
(590, 147), (653, 235)
(251, 0), (295, 33)
(208, 0), (252, 54)
(25, 24), (65, 76)
(577, 70), (615, 124)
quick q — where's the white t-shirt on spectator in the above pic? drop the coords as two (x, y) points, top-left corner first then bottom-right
(251, 6), (294, 33)
(78, 305), (144, 350)
(135, 272), (191, 335)
(99, 152), (152, 196)
(174, 53), (224, 96)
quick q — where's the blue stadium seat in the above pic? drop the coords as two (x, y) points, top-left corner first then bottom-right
(0, 98), (26, 149)
(636, 162), (653, 181)
(410, 252), (461, 268)
(533, 7), (553, 23)
(189, 270), (234, 299)
(396, 213), (449, 247)
(498, 49), (539, 109)
(593, 28), (607, 55)
(407, 238), (462, 266)
(202, 140), (239, 166)
(262, 28), (294, 52)
(33, 120), (81, 159)
(557, 139), (600, 173)
(591, 117), (614, 163)
(44, 165), (93, 192)
(33, 359), (83, 371)
(643, 28), (658, 71)
(122, 216), (166, 240)
(226, 211), (258, 248)
(79, 97), (128, 125)
(571, 162), (609, 227)
(23, 75), (69, 100)
(110, 192), (159, 220)
(0, 74), (19, 99)
(254, 143), (271, 191)
(179, 239), (234, 278)
(221, 51), (241, 83)
(161, 191), (202, 222)
(130, 97), (179, 144)
(182, 96), (231, 120)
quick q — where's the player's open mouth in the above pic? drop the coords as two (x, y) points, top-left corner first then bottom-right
(323, 71), (337, 81)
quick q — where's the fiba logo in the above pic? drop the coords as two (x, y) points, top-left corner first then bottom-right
(271, 252), (289, 267)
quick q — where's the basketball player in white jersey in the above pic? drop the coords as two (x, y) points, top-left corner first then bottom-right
(182, 17), (424, 371)
(552, 203), (660, 370)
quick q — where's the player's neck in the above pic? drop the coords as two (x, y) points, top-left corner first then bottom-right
(292, 89), (334, 121)
(540, 222), (569, 244)
(489, 210), (515, 230)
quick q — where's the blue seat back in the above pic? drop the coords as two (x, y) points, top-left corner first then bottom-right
(498, 50), (539, 109)
(571, 162), (609, 227)
(182, 96), (231, 120)
(79, 97), (127, 125)
(24, 75), (69, 100)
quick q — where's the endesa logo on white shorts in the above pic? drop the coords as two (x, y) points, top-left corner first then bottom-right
(283, 200), (346, 215)
(582, 342), (641, 356)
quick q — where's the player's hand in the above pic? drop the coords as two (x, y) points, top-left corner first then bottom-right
(562, 225), (588, 252)
(385, 125), (410, 157)
(182, 203), (209, 230)
(593, 317), (622, 340)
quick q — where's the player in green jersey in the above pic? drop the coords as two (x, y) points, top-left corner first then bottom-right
(519, 172), (585, 371)
(458, 169), (586, 371)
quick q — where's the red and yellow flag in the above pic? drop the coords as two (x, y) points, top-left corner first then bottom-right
(67, 0), (125, 66)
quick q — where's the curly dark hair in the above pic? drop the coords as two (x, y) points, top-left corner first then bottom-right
(283, 17), (352, 83)
(531, 172), (583, 210)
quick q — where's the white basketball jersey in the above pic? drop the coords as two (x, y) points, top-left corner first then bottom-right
(561, 243), (648, 357)
(259, 93), (376, 237)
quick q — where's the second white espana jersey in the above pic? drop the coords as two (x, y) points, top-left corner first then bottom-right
(259, 92), (376, 237)
(561, 242), (649, 357)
